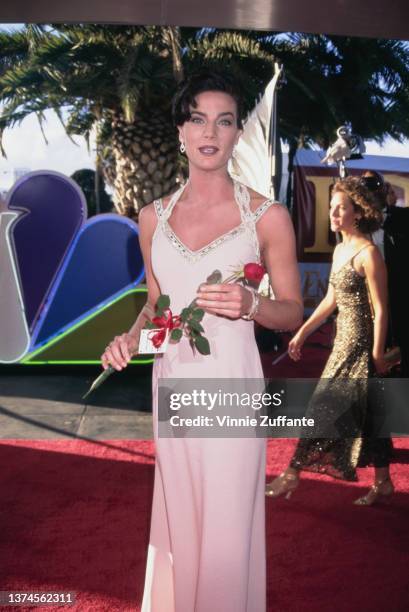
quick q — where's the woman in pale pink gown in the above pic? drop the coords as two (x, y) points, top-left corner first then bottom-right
(102, 71), (302, 612)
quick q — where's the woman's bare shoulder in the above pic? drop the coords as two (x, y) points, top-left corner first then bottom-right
(361, 242), (383, 263)
(139, 190), (174, 220)
(255, 196), (294, 249)
(245, 186), (274, 213)
(138, 201), (156, 223)
(138, 202), (159, 241)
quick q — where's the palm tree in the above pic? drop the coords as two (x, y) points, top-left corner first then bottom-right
(0, 25), (184, 218)
(255, 32), (409, 205)
(264, 33), (409, 148)
(1, 26), (409, 217)
(0, 25), (276, 218)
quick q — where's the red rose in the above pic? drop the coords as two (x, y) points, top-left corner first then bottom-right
(243, 262), (266, 283)
(150, 309), (181, 348)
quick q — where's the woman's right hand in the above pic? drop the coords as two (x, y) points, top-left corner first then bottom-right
(101, 332), (137, 371)
(288, 330), (306, 361)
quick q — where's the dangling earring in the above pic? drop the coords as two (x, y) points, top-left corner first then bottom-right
(180, 142), (186, 154)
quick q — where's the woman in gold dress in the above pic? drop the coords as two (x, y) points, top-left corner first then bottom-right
(266, 176), (394, 505)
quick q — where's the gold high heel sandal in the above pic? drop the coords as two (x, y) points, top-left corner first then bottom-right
(353, 478), (394, 506)
(265, 471), (299, 499)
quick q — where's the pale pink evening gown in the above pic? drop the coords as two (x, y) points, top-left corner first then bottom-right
(141, 181), (277, 612)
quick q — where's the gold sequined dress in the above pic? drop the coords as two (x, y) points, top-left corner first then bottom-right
(290, 249), (393, 481)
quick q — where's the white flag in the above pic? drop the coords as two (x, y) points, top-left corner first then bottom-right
(229, 63), (282, 199)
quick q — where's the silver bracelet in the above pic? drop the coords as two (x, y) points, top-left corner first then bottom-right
(241, 287), (260, 320)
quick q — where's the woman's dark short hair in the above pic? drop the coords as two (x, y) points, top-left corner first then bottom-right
(332, 176), (384, 233)
(172, 70), (245, 129)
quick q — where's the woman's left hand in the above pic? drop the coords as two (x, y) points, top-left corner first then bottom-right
(372, 353), (389, 376)
(196, 283), (254, 319)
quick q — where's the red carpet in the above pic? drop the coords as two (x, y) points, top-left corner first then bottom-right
(0, 437), (408, 612)
(1, 326), (408, 611)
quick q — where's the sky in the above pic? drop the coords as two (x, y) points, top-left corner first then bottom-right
(0, 110), (95, 191)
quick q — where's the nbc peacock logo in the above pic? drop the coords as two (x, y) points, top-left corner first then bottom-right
(0, 170), (152, 366)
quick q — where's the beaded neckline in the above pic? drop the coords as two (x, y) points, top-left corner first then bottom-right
(164, 218), (246, 260)
(154, 180), (276, 263)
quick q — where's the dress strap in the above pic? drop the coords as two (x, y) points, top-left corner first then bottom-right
(253, 198), (278, 222)
(233, 180), (278, 264)
(154, 181), (189, 225)
(349, 243), (373, 263)
(153, 198), (164, 222)
(332, 243), (373, 276)
(233, 181), (262, 262)
(233, 181), (253, 223)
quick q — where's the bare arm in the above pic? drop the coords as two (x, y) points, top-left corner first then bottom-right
(287, 281), (336, 361)
(363, 245), (388, 370)
(291, 242), (342, 342)
(127, 204), (161, 340)
(254, 203), (303, 330)
(297, 283), (336, 338)
(101, 204), (160, 370)
(287, 243), (339, 361)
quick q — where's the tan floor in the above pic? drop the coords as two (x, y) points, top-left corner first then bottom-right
(0, 366), (153, 439)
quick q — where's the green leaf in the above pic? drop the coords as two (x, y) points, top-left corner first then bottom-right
(180, 307), (193, 322)
(193, 334), (210, 355)
(156, 294), (170, 310)
(144, 321), (157, 329)
(206, 270), (222, 284)
(191, 308), (205, 321)
(170, 328), (183, 341)
(188, 319), (204, 333)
